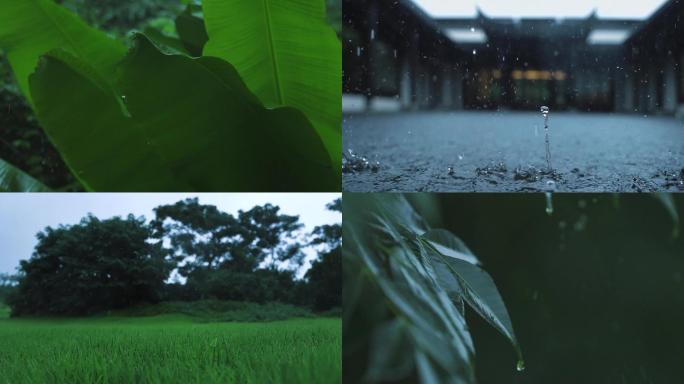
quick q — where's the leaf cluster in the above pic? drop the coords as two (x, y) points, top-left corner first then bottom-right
(343, 194), (522, 383)
(0, 0), (340, 191)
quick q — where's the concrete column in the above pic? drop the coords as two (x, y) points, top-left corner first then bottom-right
(440, 66), (453, 108)
(663, 58), (678, 114)
(415, 62), (429, 109)
(613, 70), (625, 112)
(453, 68), (464, 110)
(647, 67), (658, 113)
(399, 55), (413, 110)
(623, 72), (634, 112)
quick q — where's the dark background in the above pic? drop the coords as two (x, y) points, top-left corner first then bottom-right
(436, 194), (684, 383)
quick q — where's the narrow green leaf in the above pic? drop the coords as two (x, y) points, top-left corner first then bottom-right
(429, 251), (522, 362)
(142, 27), (190, 56)
(0, 159), (50, 192)
(421, 229), (480, 265)
(0, 0), (126, 103)
(203, 0), (342, 169)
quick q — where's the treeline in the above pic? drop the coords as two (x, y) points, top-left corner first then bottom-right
(5, 198), (341, 317)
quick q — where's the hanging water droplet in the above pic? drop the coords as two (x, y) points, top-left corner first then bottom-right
(472, 49), (477, 55)
(545, 192), (553, 215)
(516, 359), (526, 372)
(121, 95), (127, 104)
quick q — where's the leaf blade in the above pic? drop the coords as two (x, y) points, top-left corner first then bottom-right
(202, 0), (342, 169)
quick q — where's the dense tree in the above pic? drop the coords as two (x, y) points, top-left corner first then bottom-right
(310, 198), (342, 250)
(306, 247), (341, 311)
(9, 215), (171, 316)
(152, 199), (307, 303)
(306, 198), (342, 310)
(152, 198), (305, 276)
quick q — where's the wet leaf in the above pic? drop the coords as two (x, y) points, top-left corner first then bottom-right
(426, 250), (523, 362)
(343, 194), (519, 383)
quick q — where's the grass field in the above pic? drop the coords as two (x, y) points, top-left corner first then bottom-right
(0, 313), (341, 384)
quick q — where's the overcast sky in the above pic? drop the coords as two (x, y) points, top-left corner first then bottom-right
(411, 0), (669, 19)
(0, 193), (340, 275)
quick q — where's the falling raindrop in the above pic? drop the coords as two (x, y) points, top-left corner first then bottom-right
(370, 29), (375, 40)
(469, 27), (475, 32)
(472, 49), (477, 55)
(458, 154), (464, 161)
(121, 95), (127, 104)
(545, 192), (553, 215)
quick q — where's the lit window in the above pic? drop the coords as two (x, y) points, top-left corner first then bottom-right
(586, 29), (631, 45)
(445, 28), (488, 44)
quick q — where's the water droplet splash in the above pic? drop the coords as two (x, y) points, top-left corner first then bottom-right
(540, 106), (552, 172)
(545, 192), (553, 215)
(516, 359), (526, 372)
(342, 149), (379, 174)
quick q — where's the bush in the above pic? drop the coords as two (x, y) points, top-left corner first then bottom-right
(119, 300), (313, 322)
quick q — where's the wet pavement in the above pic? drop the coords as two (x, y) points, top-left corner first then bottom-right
(342, 111), (684, 192)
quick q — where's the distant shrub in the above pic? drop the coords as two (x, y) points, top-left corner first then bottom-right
(119, 300), (313, 322)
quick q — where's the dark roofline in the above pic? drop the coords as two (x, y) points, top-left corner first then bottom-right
(625, 0), (682, 46)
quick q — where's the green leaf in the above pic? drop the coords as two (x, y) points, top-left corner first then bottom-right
(28, 35), (336, 191)
(421, 229), (480, 265)
(203, 0), (342, 169)
(0, 159), (50, 192)
(142, 27), (190, 56)
(0, 0), (126, 103)
(175, 4), (208, 57)
(426, 249), (523, 362)
(29, 49), (181, 191)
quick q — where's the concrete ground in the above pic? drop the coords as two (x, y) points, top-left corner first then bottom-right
(342, 111), (684, 192)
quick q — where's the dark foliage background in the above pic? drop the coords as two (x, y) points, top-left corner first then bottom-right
(435, 194), (684, 384)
